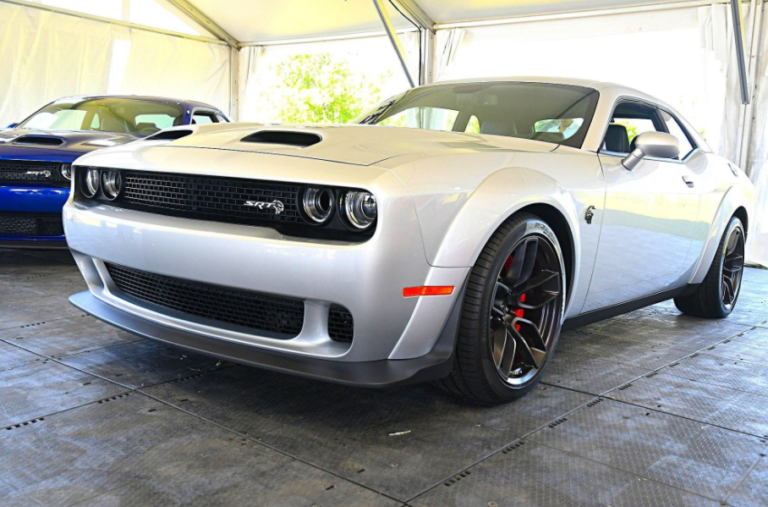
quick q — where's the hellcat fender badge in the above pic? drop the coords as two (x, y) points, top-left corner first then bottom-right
(244, 199), (285, 215)
(585, 205), (596, 225)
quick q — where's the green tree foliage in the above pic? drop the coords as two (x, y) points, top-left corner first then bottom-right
(272, 53), (387, 124)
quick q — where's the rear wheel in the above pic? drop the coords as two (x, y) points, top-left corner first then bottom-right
(436, 213), (566, 404)
(674, 216), (745, 318)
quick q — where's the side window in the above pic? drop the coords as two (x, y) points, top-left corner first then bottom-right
(465, 115), (480, 134)
(661, 110), (695, 159)
(603, 101), (664, 154)
(215, 113), (229, 123)
(192, 111), (218, 125)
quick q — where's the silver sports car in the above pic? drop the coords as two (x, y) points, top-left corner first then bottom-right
(65, 78), (755, 403)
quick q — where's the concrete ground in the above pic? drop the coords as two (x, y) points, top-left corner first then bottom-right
(1, 247), (767, 507)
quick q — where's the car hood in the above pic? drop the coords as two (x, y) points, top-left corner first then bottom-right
(160, 123), (558, 166)
(0, 128), (140, 161)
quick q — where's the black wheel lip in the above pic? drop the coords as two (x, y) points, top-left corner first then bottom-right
(488, 231), (565, 387)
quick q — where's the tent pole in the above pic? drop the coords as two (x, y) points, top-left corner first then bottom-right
(373, 0), (416, 88)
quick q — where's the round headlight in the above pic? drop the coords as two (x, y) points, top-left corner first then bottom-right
(60, 164), (72, 181)
(83, 169), (100, 198)
(101, 170), (122, 200)
(302, 187), (333, 224)
(343, 191), (377, 230)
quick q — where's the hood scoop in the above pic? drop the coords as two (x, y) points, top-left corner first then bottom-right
(241, 130), (321, 148)
(147, 129), (193, 141)
(13, 135), (65, 146)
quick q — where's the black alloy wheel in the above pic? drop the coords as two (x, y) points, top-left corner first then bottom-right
(436, 213), (566, 404)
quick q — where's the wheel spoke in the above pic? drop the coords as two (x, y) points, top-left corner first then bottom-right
(505, 322), (540, 369)
(516, 270), (560, 310)
(491, 327), (508, 368)
(723, 275), (735, 305)
(504, 238), (538, 287)
(498, 330), (517, 375)
(515, 317), (548, 351)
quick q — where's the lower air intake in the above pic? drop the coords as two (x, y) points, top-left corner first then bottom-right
(105, 263), (305, 338)
(328, 304), (354, 343)
(0, 212), (64, 236)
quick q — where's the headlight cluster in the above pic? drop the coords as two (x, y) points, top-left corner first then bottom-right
(79, 168), (124, 200)
(60, 164), (72, 181)
(301, 187), (377, 232)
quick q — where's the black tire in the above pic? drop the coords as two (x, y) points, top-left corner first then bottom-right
(674, 216), (746, 318)
(435, 213), (566, 404)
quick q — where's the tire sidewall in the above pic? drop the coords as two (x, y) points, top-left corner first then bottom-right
(716, 217), (745, 315)
(474, 217), (567, 401)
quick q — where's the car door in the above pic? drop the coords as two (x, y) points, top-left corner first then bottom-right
(581, 99), (702, 313)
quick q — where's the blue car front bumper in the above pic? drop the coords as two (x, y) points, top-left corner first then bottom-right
(0, 184), (69, 247)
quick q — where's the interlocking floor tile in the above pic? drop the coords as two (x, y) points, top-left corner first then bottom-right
(411, 440), (718, 507)
(0, 360), (126, 428)
(544, 346), (651, 395)
(60, 339), (224, 389)
(607, 371), (768, 438)
(660, 353), (768, 396)
(0, 289), (85, 330)
(0, 340), (42, 371)
(1, 392), (398, 507)
(141, 366), (592, 500)
(728, 455), (768, 507)
(527, 398), (765, 500)
(0, 315), (143, 359)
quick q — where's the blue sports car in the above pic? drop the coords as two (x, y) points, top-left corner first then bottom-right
(0, 96), (228, 248)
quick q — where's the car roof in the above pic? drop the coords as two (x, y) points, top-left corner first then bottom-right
(49, 95), (223, 112)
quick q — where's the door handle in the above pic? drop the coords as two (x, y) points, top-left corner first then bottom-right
(682, 176), (695, 188)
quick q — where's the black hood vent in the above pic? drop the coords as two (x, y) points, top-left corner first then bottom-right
(146, 129), (193, 141)
(13, 135), (65, 146)
(241, 131), (321, 148)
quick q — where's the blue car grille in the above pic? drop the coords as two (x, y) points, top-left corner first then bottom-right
(0, 212), (64, 236)
(0, 160), (69, 187)
(105, 263), (305, 338)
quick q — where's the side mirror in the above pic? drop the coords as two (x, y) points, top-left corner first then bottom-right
(5, 122), (18, 129)
(622, 131), (680, 170)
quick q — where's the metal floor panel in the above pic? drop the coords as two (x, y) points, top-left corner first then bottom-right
(0, 392), (399, 507)
(1, 249), (768, 506)
(141, 366), (593, 500)
(0, 359), (127, 428)
(0, 316), (143, 360)
(527, 398), (767, 501)
(411, 440), (720, 507)
(60, 339), (225, 389)
(607, 371), (768, 438)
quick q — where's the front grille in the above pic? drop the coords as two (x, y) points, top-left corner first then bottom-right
(105, 263), (305, 338)
(0, 160), (69, 187)
(0, 212), (64, 236)
(115, 171), (302, 226)
(328, 304), (354, 343)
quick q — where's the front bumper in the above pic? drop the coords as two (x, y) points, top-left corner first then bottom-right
(64, 170), (470, 380)
(70, 288), (462, 387)
(0, 185), (69, 246)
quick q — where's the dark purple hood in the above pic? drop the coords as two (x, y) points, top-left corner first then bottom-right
(0, 129), (140, 163)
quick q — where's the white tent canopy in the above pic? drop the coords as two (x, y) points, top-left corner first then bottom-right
(0, 0), (766, 265)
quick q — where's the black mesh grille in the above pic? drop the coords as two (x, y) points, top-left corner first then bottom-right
(115, 171), (302, 225)
(0, 212), (64, 236)
(328, 304), (354, 343)
(105, 263), (305, 338)
(0, 160), (69, 187)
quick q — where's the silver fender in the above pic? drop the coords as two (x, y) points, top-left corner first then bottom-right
(689, 181), (754, 284)
(429, 167), (582, 314)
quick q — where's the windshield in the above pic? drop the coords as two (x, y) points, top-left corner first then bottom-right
(19, 98), (185, 135)
(353, 82), (599, 148)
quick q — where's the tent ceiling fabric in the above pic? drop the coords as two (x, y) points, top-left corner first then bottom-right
(187, 0), (701, 43)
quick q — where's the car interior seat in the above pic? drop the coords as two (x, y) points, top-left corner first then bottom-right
(604, 124), (630, 153)
(480, 120), (518, 137)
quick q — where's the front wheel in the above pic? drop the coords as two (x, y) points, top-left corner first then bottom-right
(674, 216), (745, 318)
(436, 213), (566, 404)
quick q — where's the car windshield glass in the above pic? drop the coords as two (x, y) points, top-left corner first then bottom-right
(353, 82), (599, 148)
(19, 98), (185, 135)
